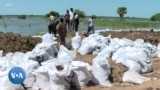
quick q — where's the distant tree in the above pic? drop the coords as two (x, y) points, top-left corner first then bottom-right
(117, 7), (127, 20)
(75, 9), (85, 18)
(18, 15), (26, 19)
(45, 11), (59, 18)
(150, 13), (160, 21)
(91, 15), (97, 19)
(0, 15), (2, 19)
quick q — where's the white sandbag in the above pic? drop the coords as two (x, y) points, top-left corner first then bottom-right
(117, 38), (133, 47)
(122, 60), (141, 73)
(41, 58), (58, 66)
(32, 65), (50, 90)
(11, 52), (26, 65)
(123, 70), (150, 84)
(32, 42), (58, 59)
(93, 43), (107, 55)
(70, 61), (90, 88)
(0, 50), (3, 57)
(78, 36), (97, 55)
(58, 45), (76, 63)
(136, 50), (152, 73)
(78, 43), (94, 55)
(112, 47), (126, 61)
(42, 33), (57, 44)
(18, 60), (39, 88)
(0, 68), (23, 90)
(91, 57), (112, 87)
(156, 43), (160, 57)
(48, 63), (72, 90)
(134, 39), (144, 46)
(120, 50), (152, 73)
(71, 32), (82, 50)
(97, 45), (116, 59)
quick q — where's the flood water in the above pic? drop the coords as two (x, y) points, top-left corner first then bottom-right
(0, 16), (105, 36)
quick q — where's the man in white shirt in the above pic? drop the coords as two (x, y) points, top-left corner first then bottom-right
(87, 16), (94, 36)
(69, 8), (74, 31)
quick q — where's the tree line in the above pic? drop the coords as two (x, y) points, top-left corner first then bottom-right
(0, 7), (160, 21)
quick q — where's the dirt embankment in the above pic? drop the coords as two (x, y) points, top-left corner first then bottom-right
(0, 32), (41, 55)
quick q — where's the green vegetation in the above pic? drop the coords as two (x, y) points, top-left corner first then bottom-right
(45, 11), (59, 18)
(18, 15), (26, 19)
(80, 18), (160, 29)
(0, 15), (2, 19)
(117, 7), (127, 20)
(91, 15), (97, 19)
(75, 9), (85, 18)
(150, 13), (160, 21)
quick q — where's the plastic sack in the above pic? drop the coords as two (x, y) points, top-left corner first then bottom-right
(0, 68), (22, 90)
(32, 65), (50, 90)
(58, 45), (76, 63)
(0, 50), (3, 57)
(32, 42), (58, 59)
(71, 32), (82, 50)
(78, 43), (94, 55)
(48, 62), (72, 90)
(97, 45), (116, 59)
(91, 57), (112, 87)
(70, 61), (90, 88)
(42, 33), (57, 44)
(123, 70), (150, 84)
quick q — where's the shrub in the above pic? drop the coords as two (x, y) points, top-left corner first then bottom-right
(45, 11), (59, 18)
(18, 15), (26, 19)
(150, 13), (160, 21)
(0, 15), (2, 19)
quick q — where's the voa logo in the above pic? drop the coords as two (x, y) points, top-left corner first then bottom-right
(8, 67), (26, 84)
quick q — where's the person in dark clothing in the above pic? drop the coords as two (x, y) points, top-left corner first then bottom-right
(48, 21), (59, 37)
(74, 12), (79, 32)
(64, 10), (70, 31)
(57, 18), (67, 46)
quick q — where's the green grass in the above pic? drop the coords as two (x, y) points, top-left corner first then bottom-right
(80, 18), (160, 29)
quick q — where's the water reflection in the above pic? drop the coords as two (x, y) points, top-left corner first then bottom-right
(0, 16), (105, 35)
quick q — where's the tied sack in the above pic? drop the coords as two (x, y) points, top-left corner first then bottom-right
(71, 32), (82, 50)
(48, 63), (72, 90)
(70, 61), (90, 88)
(91, 57), (112, 87)
(58, 45), (76, 63)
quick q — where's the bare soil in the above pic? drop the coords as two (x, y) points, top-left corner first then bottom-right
(0, 32), (41, 55)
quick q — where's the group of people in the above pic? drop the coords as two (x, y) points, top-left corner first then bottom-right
(64, 8), (79, 32)
(48, 7), (95, 47)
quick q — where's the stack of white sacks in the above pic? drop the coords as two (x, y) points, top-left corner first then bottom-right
(77, 32), (158, 85)
(0, 33), (91, 90)
(0, 32), (160, 90)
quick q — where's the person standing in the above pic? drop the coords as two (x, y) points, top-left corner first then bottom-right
(57, 18), (67, 46)
(48, 15), (57, 36)
(74, 12), (79, 32)
(87, 16), (94, 36)
(69, 8), (74, 31)
(49, 15), (55, 24)
(64, 10), (70, 31)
